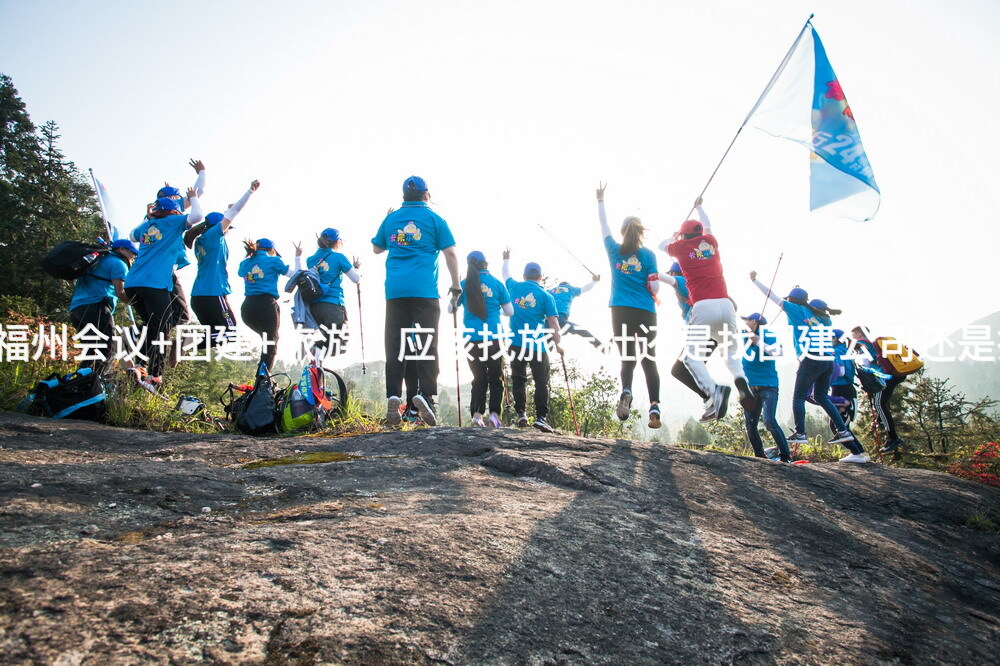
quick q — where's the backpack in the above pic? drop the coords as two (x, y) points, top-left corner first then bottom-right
(874, 336), (924, 377)
(276, 365), (349, 432)
(29, 367), (106, 420)
(855, 364), (889, 394)
(222, 363), (282, 435)
(292, 272), (324, 303)
(40, 241), (111, 280)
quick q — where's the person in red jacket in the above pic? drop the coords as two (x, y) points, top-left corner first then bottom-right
(663, 197), (753, 422)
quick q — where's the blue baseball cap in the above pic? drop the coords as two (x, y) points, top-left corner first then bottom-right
(467, 250), (485, 264)
(321, 227), (340, 242)
(523, 262), (542, 278)
(742, 313), (767, 326)
(787, 287), (808, 301)
(256, 238), (275, 249)
(156, 196), (181, 212)
(669, 261), (681, 274)
(157, 186), (181, 198)
(809, 298), (829, 311)
(204, 212), (225, 227)
(111, 239), (138, 253)
(832, 328), (844, 339)
(403, 176), (428, 193)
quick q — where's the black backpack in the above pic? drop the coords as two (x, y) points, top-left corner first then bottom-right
(222, 363), (284, 435)
(40, 241), (111, 280)
(292, 271), (324, 303)
(29, 367), (107, 421)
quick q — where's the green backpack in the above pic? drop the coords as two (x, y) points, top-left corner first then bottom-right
(277, 364), (349, 432)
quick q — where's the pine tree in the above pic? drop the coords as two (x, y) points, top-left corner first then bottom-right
(0, 74), (103, 318)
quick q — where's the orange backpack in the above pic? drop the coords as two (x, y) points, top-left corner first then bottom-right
(874, 337), (924, 376)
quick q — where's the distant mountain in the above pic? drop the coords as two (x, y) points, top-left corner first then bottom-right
(925, 310), (1000, 401)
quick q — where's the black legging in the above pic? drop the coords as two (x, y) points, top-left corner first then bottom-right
(70, 298), (115, 373)
(873, 375), (905, 441)
(242, 294), (280, 370)
(191, 295), (237, 347)
(468, 339), (504, 416)
(610, 306), (660, 403)
(124, 286), (174, 377)
(310, 301), (348, 357)
(509, 345), (550, 419)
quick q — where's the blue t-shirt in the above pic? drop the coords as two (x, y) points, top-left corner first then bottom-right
(782, 301), (833, 359)
(672, 275), (692, 322)
(307, 248), (354, 305)
(548, 284), (582, 318)
(191, 224), (230, 297)
(831, 342), (856, 386)
(238, 251), (289, 298)
(742, 329), (780, 388)
(457, 271), (511, 341)
(124, 214), (190, 290)
(604, 236), (657, 313)
(371, 202), (456, 300)
(506, 278), (558, 353)
(69, 254), (128, 313)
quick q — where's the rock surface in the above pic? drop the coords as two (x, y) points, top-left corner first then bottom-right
(0, 410), (998, 664)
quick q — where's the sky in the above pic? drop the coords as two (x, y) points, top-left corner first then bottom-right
(2, 0), (999, 425)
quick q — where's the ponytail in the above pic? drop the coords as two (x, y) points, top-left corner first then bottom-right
(464, 258), (488, 321)
(620, 216), (646, 256)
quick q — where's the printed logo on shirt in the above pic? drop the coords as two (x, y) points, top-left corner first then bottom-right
(481, 284), (494, 298)
(514, 292), (537, 309)
(140, 225), (163, 246)
(688, 241), (716, 261)
(194, 241), (207, 262)
(615, 255), (643, 274)
(244, 264), (265, 283)
(315, 259), (330, 274)
(389, 221), (423, 246)
(550, 285), (570, 294)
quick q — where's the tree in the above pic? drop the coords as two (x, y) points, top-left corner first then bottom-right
(678, 417), (711, 446)
(0, 74), (103, 317)
(904, 376), (999, 454)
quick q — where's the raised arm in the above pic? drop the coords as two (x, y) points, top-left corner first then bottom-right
(580, 273), (600, 293)
(222, 180), (259, 232)
(185, 189), (204, 226)
(749, 270), (784, 309)
(597, 183), (612, 239)
(502, 246), (512, 281)
(694, 196), (711, 233)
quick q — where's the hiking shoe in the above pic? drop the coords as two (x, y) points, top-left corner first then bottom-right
(735, 377), (756, 413)
(648, 405), (661, 429)
(839, 452), (871, 464)
(488, 413), (503, 428)
(401, 409), (421, 425)
(517, 411), (529, 428)
(386, 396), (403, 426)
(533, 417), (555, 433)
(700, 385), (731, 423)
(829, 429), (855, 445)
(616, 390), (633, 421)
(787, 432), (808, 444)
(412, 395), (437, 426)
(880, 438), (904, 454)
(472, 414), (486, 427)
(699, 395), (717, 422)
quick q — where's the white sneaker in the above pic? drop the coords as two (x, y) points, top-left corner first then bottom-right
(488, 413), (502, 428)
(839, 452), (870, 464)
(829, 429), (856, 444)
(699, 395), (716, 422)
(386, 396), (402, 426)
(472, 414), (486, 427)
(412, 395), (437, 426)
(787, 432), (808, 444)
(616, 390), (632, 421)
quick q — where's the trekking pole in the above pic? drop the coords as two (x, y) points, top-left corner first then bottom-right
(757, 252), (784, 320)
(559, 352), (580, 436)
(537, 224), (596, 275)
(452, 306), (463, 426)
(355, 282), (366, 374)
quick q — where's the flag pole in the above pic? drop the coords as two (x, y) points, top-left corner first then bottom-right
(682, 14), (815, 221)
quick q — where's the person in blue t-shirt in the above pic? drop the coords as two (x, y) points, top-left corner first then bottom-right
(596, 183), (661, 429)
(238, 238), (302, 370)
(829, 328), (857, 432)
(184, 179), (260, 350)
(750, 272), (869, 463)
(547, 275), (602, 349)
(371, 176), (461, 427)
(449, 250), (512, 428)
(502, 251), (563, 433)
(740, 313), (791, 463)
(69, 239), (137, 373)
(124, 190), (204, 384)
(307, 227), (361, 360)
